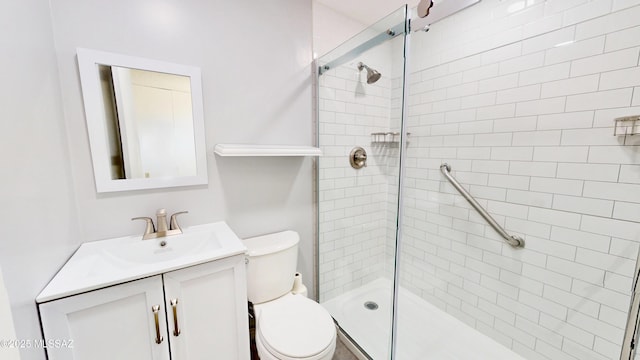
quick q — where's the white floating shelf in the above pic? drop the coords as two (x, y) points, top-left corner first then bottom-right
(214, 144), (323, 157)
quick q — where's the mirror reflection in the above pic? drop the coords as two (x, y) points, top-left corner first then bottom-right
(99, 66), (197, 180)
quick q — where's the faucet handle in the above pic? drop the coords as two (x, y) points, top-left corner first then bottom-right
(169, 211), (189, 231)
(132, 217), (155, 236)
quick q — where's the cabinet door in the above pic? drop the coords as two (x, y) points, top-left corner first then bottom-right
(39, 276), (170, 360)
(163, 255), (250, 360)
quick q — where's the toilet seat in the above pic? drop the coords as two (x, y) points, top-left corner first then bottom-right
(256, 332), (336, 360)
(256, 294), (336, 359)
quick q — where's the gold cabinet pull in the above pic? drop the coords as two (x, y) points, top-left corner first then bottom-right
(170, 299), (181, 336)
(152, 305), (164, 344)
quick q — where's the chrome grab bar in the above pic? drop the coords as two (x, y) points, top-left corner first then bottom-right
(440, 164), (524, 248)
(620, 250), (640, 359)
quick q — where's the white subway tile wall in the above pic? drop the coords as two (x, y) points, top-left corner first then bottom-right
(400, 1), (640, 360)
(319, 1), (640, 359)
(318, 52), (403, 302)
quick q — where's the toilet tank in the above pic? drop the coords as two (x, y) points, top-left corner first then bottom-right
(242, 231), (299, 304)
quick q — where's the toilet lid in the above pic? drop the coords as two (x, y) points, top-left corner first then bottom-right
(258, 295), (335, 358)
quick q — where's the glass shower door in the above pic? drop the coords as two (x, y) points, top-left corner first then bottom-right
(395, 3), (640, 359)
(316, 6), (408, 359)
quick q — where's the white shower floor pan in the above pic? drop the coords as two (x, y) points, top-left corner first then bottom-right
(322, 278), (525, 360)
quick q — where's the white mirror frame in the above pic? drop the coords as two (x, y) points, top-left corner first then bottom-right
(77, 48), (208, 193)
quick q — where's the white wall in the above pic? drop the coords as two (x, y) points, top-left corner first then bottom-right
(0, 266), (22, 360)
(312, 2), (368, 58)
(0, 0), (81, 359)
(1, 1), (314, 359)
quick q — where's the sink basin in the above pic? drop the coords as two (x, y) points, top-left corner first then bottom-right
(103, 230), (221, 265)
(37, 221), (246, 303)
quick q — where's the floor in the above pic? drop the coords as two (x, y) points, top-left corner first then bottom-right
(333, 336), (361, 360)
(323, 278), (525, 360)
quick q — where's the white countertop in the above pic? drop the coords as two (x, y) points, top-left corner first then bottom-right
(37, 222), (246, 303)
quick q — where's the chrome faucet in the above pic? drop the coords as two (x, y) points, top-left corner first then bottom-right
(132, 209), (188, 240)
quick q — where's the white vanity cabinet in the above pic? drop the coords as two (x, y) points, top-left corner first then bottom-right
(39, 254), (250, 360)
(39, 275), (169, 360)
(163, 255), (250, 359)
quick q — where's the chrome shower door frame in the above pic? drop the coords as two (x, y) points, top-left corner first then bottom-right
(389, 12), (410, 360)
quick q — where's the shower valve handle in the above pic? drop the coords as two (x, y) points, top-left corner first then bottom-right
(349, 147), (367, 169)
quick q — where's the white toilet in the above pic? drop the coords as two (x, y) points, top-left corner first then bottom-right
(243, 231), (336, 360)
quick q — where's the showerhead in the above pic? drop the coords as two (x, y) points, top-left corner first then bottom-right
(357, 62), (382, 84)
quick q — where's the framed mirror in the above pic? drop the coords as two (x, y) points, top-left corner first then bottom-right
(77, 48), (208, 193)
